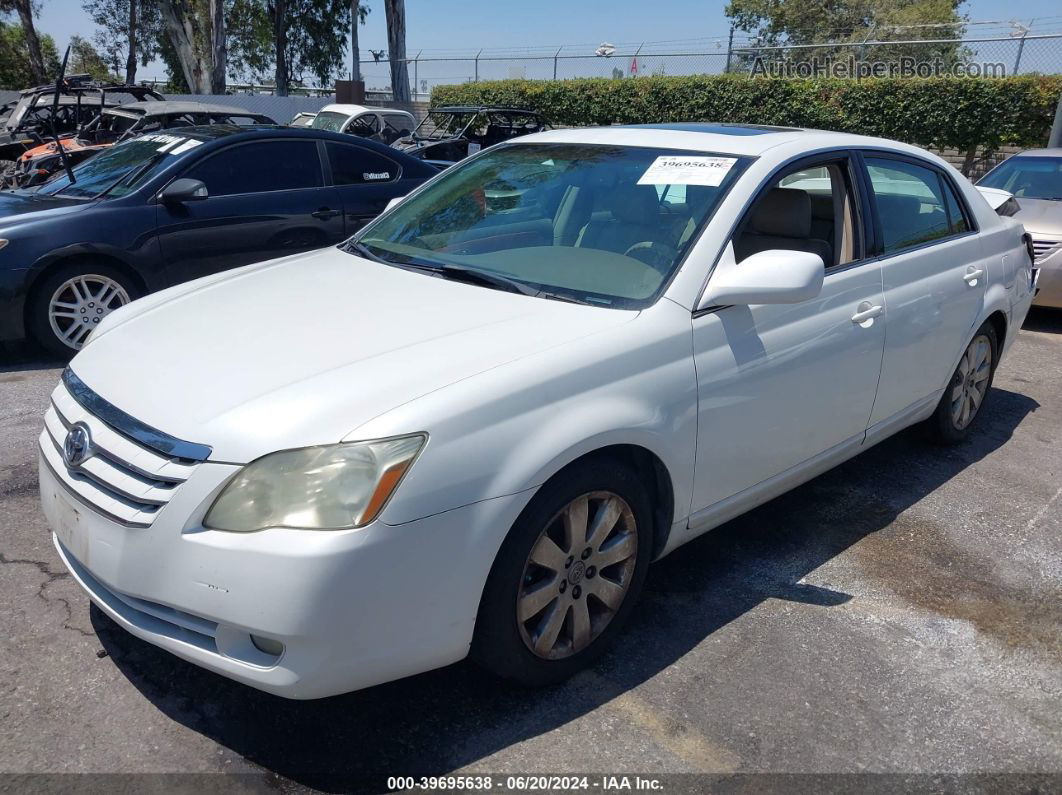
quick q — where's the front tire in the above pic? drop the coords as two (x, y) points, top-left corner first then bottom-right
(28, 263), (140, 357)
(927, 321), (998, 444)
(471, 457), (653, 686)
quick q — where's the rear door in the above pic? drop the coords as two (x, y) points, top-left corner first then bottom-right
(859, 152), (987, 427)
(321, 140), (421, 234)
(156, 138), (345, 282)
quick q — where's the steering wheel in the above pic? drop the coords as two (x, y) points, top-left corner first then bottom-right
(623, 241), (677, 273)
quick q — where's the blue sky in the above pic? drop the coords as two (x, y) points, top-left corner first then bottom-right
(32, 0), (1062, 85)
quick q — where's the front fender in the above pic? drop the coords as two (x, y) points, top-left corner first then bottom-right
(358, 301), (699, 537)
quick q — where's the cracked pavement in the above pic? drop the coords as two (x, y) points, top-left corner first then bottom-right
(0, 312), (1060, 792)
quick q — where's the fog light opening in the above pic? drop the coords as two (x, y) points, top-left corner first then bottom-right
(250, 634), (284, 657)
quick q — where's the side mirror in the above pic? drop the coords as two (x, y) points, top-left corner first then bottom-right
(384, 195), (406, 213)
(699, 247), (824, 309)
(159, 178), (208, 204)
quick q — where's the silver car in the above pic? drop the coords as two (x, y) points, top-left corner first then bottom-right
(978, 148), (1062, 308)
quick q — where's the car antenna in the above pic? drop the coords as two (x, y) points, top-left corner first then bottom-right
(49, 46), (77, 185)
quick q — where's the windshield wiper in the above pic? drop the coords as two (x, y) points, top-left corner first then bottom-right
(534, 290), (599, 306)
(429, 264), (539, 296)
(342, 239), (389, 263)
(343, 242), (600, 304)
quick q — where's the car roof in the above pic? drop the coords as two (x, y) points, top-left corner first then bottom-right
(513, 124), (941, 159)
(1009, 148), (1062, 158)
(434, 106), (541, 114)
(113, 100), (272, 117)
(158, 124), (438, 162)
(318, 103), (415, 118)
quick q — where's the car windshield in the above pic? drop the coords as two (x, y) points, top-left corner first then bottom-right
(352, 142), (749, 309)
(35, 133), (197, 199)
(311, 111), (350, 132)
(978, 156), (1062, 201)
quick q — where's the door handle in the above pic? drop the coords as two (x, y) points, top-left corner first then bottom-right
(311, 208), (341, 220)
(851, 303), (884, 325)
(963, 267), (985, 285)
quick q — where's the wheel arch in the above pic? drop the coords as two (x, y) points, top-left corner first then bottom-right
(984, 309), (1007, 355)
(505, 434), (681, 563)
(23, 250), (148, 339)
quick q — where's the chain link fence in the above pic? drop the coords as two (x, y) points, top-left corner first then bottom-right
(351, 33), (1062, 100)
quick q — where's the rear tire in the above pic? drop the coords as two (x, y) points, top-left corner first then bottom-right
(28, 263), (140, 358)
(471, 457), (653, 686)
(926, 321), (998, 445)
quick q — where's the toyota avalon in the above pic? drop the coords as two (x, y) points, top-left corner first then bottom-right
(40, 124), (1036, 698)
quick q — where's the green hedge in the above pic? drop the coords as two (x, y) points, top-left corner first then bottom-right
(432, 75), (1062, 152)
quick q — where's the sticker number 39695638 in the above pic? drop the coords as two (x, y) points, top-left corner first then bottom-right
(637, 155), (738, 187)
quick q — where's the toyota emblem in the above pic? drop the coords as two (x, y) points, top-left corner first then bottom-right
(63, 423), (93, 468)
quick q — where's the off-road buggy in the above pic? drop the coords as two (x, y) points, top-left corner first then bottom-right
(395, 106), (551, 165)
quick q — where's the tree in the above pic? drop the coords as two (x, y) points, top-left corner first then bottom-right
(82, 0), (163, 84)
(725, 0), (967, 71)
(0, 0), (46, 84)
(350, 0), (368, 82)
(0, 21), (59, 88)
(230, 0), (360, 93)
(383, 0), (407, 101)
(68, 34), (118, 81)
(158, 0), (225, 93)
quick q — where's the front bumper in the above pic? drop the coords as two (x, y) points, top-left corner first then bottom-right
(40, 451), (528, 699)
(1032, 247), (1062, 309)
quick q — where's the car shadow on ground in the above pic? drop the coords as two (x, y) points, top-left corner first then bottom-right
(1022, 306), (1062, 334)
(92, 386), (1038, 792)
(0, 342), (65, 373)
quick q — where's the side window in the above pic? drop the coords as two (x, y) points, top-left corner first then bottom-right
(325, 142), (398, 185)
(864, 157), (952, 253)
(379, 114), (412, 143)
(345, 114), (379, 138)
(734, 159), (858, 268)
(939, 176), (970, 235)
(184, 140), (323, 196)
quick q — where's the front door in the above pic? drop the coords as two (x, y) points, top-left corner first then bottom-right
(156, 139), (346, 283)
(690, 154), (887, 515)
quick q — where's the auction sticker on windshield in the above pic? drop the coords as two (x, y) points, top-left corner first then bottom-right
(638, 155), (738, 186)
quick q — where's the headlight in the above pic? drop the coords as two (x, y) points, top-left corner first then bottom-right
(203, 434), (426, 532)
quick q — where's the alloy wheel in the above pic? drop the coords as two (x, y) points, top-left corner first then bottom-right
(950, 333), (992, 430)
(47, 274), (131, 351)
(517, 491), (638, 660)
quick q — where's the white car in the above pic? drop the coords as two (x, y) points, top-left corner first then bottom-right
(39, 124), (1036, 699)
(309, 103), (416, 145)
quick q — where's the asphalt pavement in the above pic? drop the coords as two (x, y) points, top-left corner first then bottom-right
(1, 311), (1060, 793)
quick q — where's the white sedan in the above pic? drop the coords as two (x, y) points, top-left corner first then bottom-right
(39, 124), (1036, 698)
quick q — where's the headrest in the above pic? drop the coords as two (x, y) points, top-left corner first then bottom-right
(749, 188), (812, 238)
(809, 192), (834, 220)
(610, 185), (660, 224)
(874, 193), (921, 218)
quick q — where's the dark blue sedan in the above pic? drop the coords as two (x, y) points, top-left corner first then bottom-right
(0, 125), (438, 355)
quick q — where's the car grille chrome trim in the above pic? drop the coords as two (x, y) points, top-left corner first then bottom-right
(62, 368), (212, 462)
(42, 377), (204, 527)
(1030, 238), (1060, 264)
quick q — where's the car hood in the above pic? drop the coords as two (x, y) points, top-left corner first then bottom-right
(1012, 197), (1062, 237)
(0, 190), (87, 223)
(70, 249), (636, 463)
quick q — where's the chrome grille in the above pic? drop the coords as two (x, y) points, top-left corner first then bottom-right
(1031, 238), (1060, 263)
(39, 370), (210, 527)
